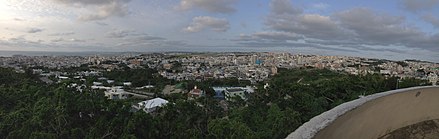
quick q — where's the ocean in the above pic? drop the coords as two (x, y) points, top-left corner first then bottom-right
(0, 51), (135, 57)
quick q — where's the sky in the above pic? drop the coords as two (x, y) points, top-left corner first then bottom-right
(0, 0), (438, 62)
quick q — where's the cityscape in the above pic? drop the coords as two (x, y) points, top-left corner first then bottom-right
(2, 52), (439, 85)
(1, 0), (439, 138)
(0, 51), (438, 138)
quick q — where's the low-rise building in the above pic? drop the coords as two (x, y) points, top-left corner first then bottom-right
(133, 98), (169, 113)
(188, 86), (204, 98)
(213, 86), (254, 100)
(104, 87), (129, 99)
(123, 82), (132, 86)
(428, 73), (438, 86)
(225, 88), (247, 101)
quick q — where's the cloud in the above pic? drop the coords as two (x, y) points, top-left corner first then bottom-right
(69, 38), (86, 42)
(339, 45), (407, 54)
(13, 18), (25, 21)
(51, 0), (132, 21)
(106, 29), (135, 38)
(0, 36), (48, 50)
(252, 32), (301, 41)
(240, 22), (247, 28)
(335, 8), (426, 46)
(51, 38), (86, 43)
(49, 32), (75, 36)
(96, 22), (109, 26)
(27, 28), (44, 33)
(266, 0), (346, 40)
(128, 34), (168, 43)
(115, 34), (185, 50)
(0, 36), (105, 51)
(105, 29), (166, 41)
(104, 29), (176, 49)
(236, 0), (439, 57)
(8, 36), (29, 43)
(235, 31), (302, 42)
(1, 32), (180, 52)
(177, 0), (239, 14)
(312, 3), (329, 10)
(422, 14), (439, 28)
(50, 0), (131, 5)
(51, 38), (65, 42)
(136, 35), (166, 41)
(401, 0), (439, 12)
(236, 41), (358, 53)
(269, 0), (302, 15)
(184, 16), (230, 32)
(78, 1), (130, 21)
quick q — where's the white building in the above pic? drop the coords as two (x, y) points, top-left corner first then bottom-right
(123, 82), (132, 86)
(104, 87), (129, 100)
(380, 70), (391, 75)
(213, 86), (254, 101)
(428, 73), (438, 86)
(107, 80), (115, 84)
(225, 88), (247, 101)
(58, 76), (69, 80)
(93, 82), (103, 86)
(133, 98), (169, 113)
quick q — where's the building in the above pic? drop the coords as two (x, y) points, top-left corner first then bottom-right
(188, 86), (204, 98)
(212, 88), (226, 100)
(225, 88), (247, 101)
(213, 86), (255, 100)
(123, 82), (132, 86)
(107, 80), (115, 84)
(93, 82), (103, 86)
(256, 59), (263, 65)
(271, 66), (278, 75)
(58, 76), (69, 80)
(428, 73), (438, 86)
(104, 87), (129, 100)
(264, 83), (270, 89)
(163, 63), (172, 70)
(132, 98), (169, 113)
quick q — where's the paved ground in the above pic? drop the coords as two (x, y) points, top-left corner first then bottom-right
(379, 119), (439, 139)
(313, 87), (439, 139)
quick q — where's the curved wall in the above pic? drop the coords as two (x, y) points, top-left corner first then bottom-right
(287, 86), (439, 139)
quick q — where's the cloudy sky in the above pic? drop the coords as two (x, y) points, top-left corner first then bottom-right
(0, 0), (438, 62)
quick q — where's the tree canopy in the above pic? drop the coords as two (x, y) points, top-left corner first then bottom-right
(0, 67), (428, 138)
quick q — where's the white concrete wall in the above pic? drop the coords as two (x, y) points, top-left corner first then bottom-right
(287, 86), (439, 139)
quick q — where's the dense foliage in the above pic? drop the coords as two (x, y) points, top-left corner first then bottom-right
(0, 67), (428, 138)
(103, 67), (171, 92)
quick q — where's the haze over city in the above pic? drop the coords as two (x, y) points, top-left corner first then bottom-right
(0, 0), (438, 62)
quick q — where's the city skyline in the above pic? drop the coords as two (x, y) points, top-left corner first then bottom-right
(0, 0), (439, 62)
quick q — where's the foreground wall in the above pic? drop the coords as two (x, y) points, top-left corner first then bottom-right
(287, 86), (439, 139)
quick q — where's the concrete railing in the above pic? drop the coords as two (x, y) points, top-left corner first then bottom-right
(287, 86), (439, 139)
